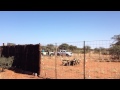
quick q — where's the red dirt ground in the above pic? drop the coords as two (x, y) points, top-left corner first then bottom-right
(0, 69), (43, 79)
(0, 54), (120, 79)
(40, 54), (120, 79)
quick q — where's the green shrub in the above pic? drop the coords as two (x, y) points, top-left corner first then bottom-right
(0, 56), (14, 69)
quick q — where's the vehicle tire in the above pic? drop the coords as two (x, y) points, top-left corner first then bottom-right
(66, 54), (69, 56)
(57, 53), (60, 56)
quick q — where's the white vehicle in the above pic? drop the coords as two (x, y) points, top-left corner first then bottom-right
(48, 51), (55, 56)
(57, 50), (72, 56)
(41, 51), (48, 56)
(41, 51), (55, 56)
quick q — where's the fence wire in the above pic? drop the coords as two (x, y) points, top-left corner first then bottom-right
(1, 41), (120, 79)
(40, 40), (120, 79)
(40, 42), (84, 79)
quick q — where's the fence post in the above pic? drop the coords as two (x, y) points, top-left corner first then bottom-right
(83, 41), (86, 79)
(38, 43), (41, 77)
(3, 43), (4, 46)
(99, 48), (101, 59)
(55, 43), (57, 79)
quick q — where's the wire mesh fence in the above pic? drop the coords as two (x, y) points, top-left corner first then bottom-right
(85, 40), (120, 79)
(40, 40), (120, 79)
(40, 42), (84, 79)
(1, 40), (120, 79)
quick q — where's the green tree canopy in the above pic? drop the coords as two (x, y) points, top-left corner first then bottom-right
(46, 44), (55, 51)
(69, 45), (77, 51)
(58, 43), (69, 50)
(109, 34), (120, 59)
(112, 34), (120, 41)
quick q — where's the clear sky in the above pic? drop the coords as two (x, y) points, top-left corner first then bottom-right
(0, 11), (120, 47)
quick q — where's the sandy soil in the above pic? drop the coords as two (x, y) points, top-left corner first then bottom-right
(0, 54), (120, 79)
(40, 54), (120, 79)
(0, 68), (43, 79)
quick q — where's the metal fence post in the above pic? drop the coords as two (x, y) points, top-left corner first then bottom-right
(55, 43), (57, 79)
(38, 43), (41, 77)
(3, 43), (4, 46)
(83, 41), (86, 79)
